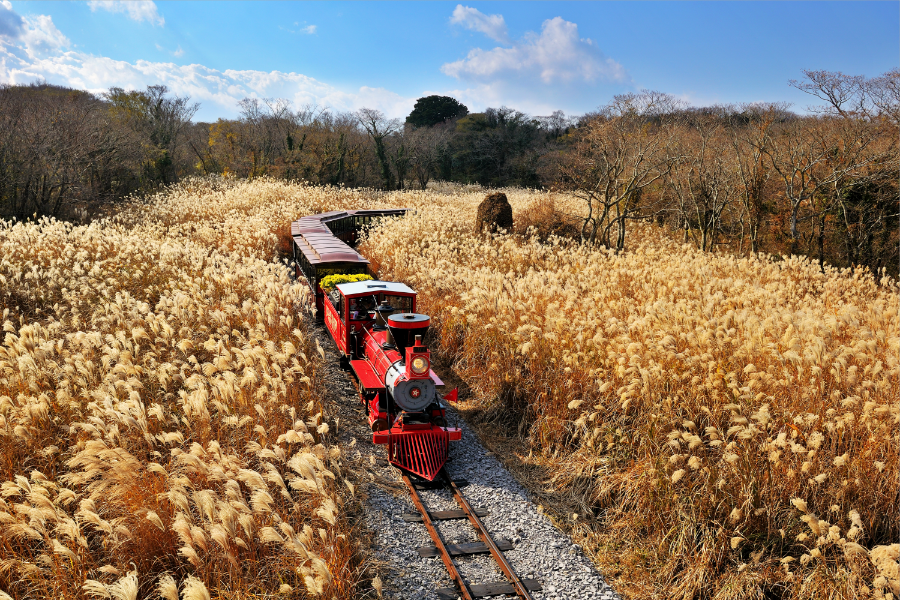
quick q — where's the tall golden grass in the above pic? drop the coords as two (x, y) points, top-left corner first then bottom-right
(0, 177), (384, 599)
(360, 191), (900, 599)
(4, 177), (895, 599)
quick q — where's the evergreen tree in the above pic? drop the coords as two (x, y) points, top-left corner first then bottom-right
(406, 95), (468, 128)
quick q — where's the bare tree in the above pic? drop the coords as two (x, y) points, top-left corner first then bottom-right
(106, 85), (198, 185)
(763, 113), (874, 256)
(868, 68), (900, 126)
(668, 110), (737, 251)
(235, 97), (297, 177)
(357, 108), (400, 189)
(406, 123), (449, 189)
(535, 110), (573, 139)
(558, 91), (683, 250)
(790, 70), (870, 118)
(0, 83), (140, 219)
(388, 128), (410, 190)
(764, 71), (888, 259)
(726, 103), (786, 254)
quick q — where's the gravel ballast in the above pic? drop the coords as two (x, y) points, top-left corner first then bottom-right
(316, 326), (622, 600)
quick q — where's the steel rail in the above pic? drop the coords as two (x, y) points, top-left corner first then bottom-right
(343, 368), (474, 598)
(402, 474), (475, 600)
(444, 472), (535, 600)
(340, 360), (532, 599)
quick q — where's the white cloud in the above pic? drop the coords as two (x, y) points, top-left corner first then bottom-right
(1, 1), (404, 119)
(1, 2), (69, 56)
(0, 0), (24, 40)
(0, 40), (414, 119)
(87, 1), (164, 27)
(443, 16), (626, 85)
(449, 5), (509, 44)
(301, 25), (316, 35)
(20, 14), (69, 56)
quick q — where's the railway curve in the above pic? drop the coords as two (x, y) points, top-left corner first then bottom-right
(295, 210), (623, 600)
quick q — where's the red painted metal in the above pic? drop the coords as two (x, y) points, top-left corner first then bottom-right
(367, 394), (391, 432)
(351, 359), (383, 393)
(362, 328), (402, 379)
(443, 388), (459, 403)
(404, 345), (431, 380)
(323, 299), (345, 354)
(297, 210), (464, 483)
(386, 424), (457, 480)
(387, 314), (431, 329)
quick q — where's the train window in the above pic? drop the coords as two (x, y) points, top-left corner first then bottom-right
(384, 295), (412, 313)
(349, 295), (377, 320)
(329, 290), (343, 316)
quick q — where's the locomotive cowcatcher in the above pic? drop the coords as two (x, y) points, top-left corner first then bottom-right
(323, 280), (461, 480)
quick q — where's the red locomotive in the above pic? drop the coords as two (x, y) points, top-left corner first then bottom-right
(291, 211), (460, 481)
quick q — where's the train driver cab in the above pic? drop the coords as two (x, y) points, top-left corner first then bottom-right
(324, 280), (417, 358)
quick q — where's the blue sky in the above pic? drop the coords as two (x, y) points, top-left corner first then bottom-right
(1, 1), (897, 121)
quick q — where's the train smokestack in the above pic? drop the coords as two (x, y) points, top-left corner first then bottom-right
(387, 313), (430, 355)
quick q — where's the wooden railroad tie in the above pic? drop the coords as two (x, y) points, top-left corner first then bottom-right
(402, 508), (489, 523)
(413, 478), (469, 490)
(435, 579), (543, 599)
(417, 539), (514, 558)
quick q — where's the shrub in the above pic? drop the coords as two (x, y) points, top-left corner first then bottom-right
(515, 196), (581, 242)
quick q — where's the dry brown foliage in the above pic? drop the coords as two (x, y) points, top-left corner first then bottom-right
(0, 177), (383, 599)
(5, 177), (893, 599)
(475, 192), (514, 234)
(360, 190), (900, 600)
(514, 196), (581, 242)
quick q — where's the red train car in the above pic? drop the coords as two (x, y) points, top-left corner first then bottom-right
(291, 209), (406, 317)
(292, 212), (460, 481)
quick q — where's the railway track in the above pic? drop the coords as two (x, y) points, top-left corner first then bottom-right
(343, 367), (542, 600)
(402, 471), (542, 599)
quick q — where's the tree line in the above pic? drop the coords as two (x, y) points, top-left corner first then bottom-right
(0, 70), (897, 274)
(552, 70), (898, 275)
(0, 83), (198, 219)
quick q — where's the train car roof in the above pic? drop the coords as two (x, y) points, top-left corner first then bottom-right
(292, 235), (368, 265)
(336, 280), (416, 296)
(291, 209), (411, 266)
(291, 209), (410, 235)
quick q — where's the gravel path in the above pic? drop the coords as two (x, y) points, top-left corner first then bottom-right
(316, 325), (622, 600)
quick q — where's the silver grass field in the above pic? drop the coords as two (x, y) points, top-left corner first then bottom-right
(1, 177), (897, 600)
(360, 190), (899, 600)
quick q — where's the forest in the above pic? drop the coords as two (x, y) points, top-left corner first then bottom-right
(0, 69), (897, 275)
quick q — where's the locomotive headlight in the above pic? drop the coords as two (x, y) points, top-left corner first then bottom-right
(411, 356), (429, 375)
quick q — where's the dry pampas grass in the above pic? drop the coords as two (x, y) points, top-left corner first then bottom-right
(0, 177), (380, 598)
(4, 176), (894, 599)
(359, 191), (899, 599)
